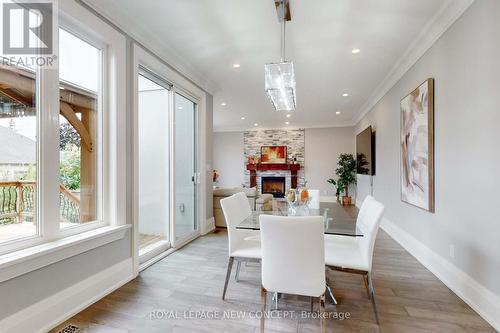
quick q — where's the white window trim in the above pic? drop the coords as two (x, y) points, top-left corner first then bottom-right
(0, 0), (128, 278)
(0, 225), (130, 283)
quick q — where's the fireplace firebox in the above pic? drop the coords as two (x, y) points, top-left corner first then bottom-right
(261, 176), (286, 198)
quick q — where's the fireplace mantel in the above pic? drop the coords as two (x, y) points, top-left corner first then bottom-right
(246, 163), (301, 189)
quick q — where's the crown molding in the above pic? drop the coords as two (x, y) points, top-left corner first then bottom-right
(213, 121), (354, 133)
(351, 0), (475, 125)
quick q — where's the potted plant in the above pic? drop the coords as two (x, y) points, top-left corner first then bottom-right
(327, 153), (356, 205)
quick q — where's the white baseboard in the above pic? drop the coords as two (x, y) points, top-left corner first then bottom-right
(381, 218), (500, 331)
(0, 258), (134, 333)
(202, 217), (215, 235)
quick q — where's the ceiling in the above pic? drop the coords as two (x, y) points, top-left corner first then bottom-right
(85, 0), (454, 131)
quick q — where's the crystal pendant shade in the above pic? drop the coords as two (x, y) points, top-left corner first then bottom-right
(265, 61), (296, 111)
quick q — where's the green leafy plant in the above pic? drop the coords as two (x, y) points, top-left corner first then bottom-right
(327, 178), (341, 198)
(60, 123), (81, 149)
(327, 153), (356, 199)
(24, 164), (36, 181)
(59, 143), (81, 190)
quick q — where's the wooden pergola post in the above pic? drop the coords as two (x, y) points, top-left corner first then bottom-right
(15, 182), (24, 223)
(79, 106), (96, 222)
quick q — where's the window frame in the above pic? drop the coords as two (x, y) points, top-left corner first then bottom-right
(0, 0), (128, 258)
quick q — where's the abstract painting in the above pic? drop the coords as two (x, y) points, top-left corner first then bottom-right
(261, 146), (287, 164)
(400, 79), (435, 212)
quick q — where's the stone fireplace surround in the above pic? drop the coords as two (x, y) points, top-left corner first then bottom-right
(243, 129), (305, 194)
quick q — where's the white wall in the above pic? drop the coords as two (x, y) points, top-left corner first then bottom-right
(305, 127), (354, 195)
(213, 132), (244, 187)
(355, 0), (500, 328)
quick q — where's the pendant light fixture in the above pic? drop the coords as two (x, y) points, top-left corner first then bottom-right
(265, 0), (296, 111)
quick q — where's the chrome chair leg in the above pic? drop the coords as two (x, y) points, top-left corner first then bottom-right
(235, 260), (241, 282)
(367, 272), (380, 324)
(325, 272), (338, 305)
(271, 292), (279, 310)
(326, 286), (338, 305)
(222, 257), (234, 300)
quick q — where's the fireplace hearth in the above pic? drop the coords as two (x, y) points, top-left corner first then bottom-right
(261, 176), (286, 198)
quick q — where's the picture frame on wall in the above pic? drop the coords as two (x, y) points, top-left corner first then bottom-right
(400, 78), (435, 213)
(261, 146), (287, 164)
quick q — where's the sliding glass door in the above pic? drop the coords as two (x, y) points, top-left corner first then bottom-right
(135, 55), (201, 266)
(137, 70), (171, 259)
(173, 92), (198, 244)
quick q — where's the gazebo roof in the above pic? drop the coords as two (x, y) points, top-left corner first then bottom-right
(0, 126), (35, 164)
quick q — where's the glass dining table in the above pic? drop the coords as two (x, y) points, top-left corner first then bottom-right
(237, 201), (363, 237)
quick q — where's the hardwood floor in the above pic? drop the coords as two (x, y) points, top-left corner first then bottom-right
(51, 229), (495, 333)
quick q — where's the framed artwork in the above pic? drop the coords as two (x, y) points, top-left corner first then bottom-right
(261, 146), (287, 164)
(400, 78), (435, 212)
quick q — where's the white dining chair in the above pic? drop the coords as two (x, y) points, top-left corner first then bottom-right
(220, 192), (261, 300)
(232, 191), (261, 280)
(324, 195), (385, 324)
(259, 215), (326, 332)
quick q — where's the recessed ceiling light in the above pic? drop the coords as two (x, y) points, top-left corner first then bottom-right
(286, 114), (291, 118)
(336, 111), (341, 115)
(221, 102), (227, 106)
(351, 48), (361, 54)
(178, 106), (183, 109)
(342, 93), (349, 97)
(241, 116), (245, 120)
(233, 63), (241, 68)
(285, 121), (290, 125)
(254, 123), (258, 127)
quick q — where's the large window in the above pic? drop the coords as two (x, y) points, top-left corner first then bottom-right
(0, 17), (107, 253)
(59, 28), (101, 227)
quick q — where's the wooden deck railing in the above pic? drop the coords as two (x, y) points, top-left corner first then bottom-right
(0, 181), (80, 224)
(59, 184), (80, 223)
